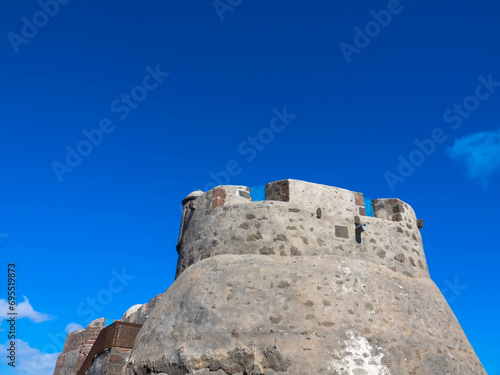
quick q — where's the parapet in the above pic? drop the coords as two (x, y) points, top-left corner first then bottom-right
(175, 179), (428, 279)
(77, 321), (142, 375)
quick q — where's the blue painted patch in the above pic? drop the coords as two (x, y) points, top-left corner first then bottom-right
(364, 198), (374, 217)
(250, 185), (266, 201)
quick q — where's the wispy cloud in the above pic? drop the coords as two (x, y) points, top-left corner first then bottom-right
(0, 296), (55, 323)
(65, 323), (83, 333)
(0, 339), (60, 375)
(446, 128), (500, 185)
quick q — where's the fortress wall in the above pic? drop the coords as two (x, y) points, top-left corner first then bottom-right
(54, 293), (166, 375)
(208, 186), (250, 209)
(127, 254), (485, 375)
(372, 198), (417, 224)
(267, 179), (367, 217)
(175, 180), (428, 279)
(121, 292), (165, 325)
(86, 347), (132, 375)
(53, 318), (105, 375)
(76, 321), (142, 375)
(123, 179), (485, 375)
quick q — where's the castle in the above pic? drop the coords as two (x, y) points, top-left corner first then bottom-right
(53, 179), (486, 375)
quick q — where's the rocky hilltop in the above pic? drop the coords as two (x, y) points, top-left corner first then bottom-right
(54, 179), (486, 375)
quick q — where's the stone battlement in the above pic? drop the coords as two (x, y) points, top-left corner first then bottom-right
(176, 179), (428, 279)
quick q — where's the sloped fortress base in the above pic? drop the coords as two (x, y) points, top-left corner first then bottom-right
(126, 255), (484, 375)
(124, 180), (485, 375)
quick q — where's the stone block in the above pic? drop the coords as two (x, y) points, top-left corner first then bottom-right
(335, 225), (349, 239)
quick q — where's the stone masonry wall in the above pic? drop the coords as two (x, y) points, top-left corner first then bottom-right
(175, 179), (427, 279)
(76, 321), (142, 375)
(121, 292), (165, 325)
(54, 291), (165, 375)
(86, 347), (132, 375)
(127, 254), (486, 375)
(373, 198), (411, 222)
(53, 318), (105, 375)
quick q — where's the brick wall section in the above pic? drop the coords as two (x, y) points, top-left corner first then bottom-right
(211, 188), (226, 209)
(354, 192), (366, 216)
(265, 180), (290, 202)
(76, 321), (142, 375)
(53, 318), (105, 375)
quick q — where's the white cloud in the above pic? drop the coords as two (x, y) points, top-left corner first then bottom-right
(0, 339), (60, 375)
(0, 296), (55, 323)
(64, 323), (83, 333)
(447, 128), (500, 185)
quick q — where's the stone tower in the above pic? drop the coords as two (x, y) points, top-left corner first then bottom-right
(124, 179), (486, 375)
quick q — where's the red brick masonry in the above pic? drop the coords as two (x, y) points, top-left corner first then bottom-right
(53, 318), (105, 375)
(76, 321), (142, 375)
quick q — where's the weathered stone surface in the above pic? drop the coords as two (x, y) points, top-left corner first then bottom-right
(86, 347), (132, 375)
(121, 292), (165, 325)
(126, 254), (485, 375)
(417, 219), (424, 229)
(175, 180), (428, 280)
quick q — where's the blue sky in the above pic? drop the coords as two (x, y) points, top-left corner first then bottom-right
(0, 0), (499, 374)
